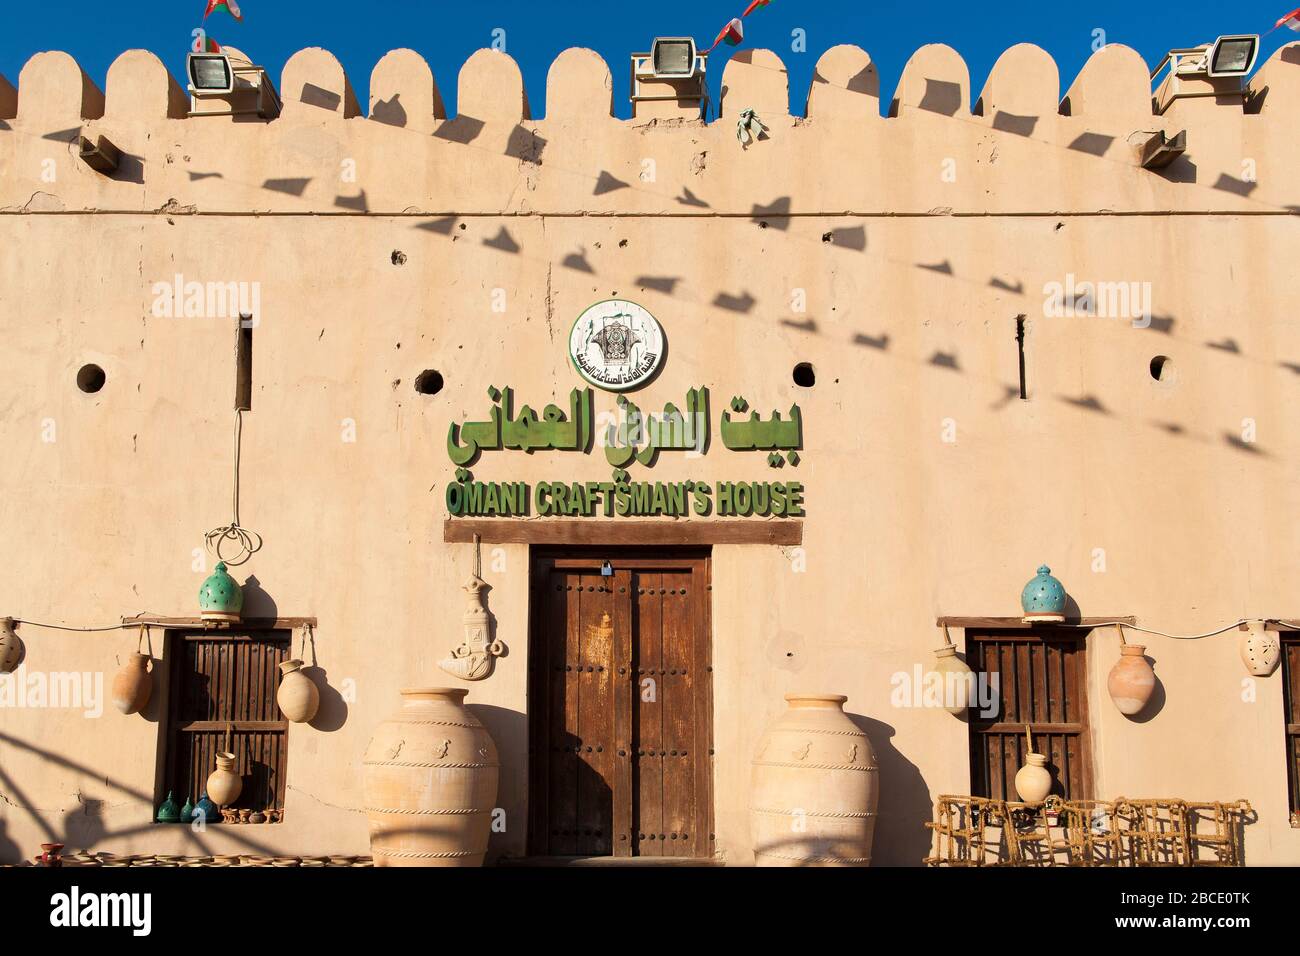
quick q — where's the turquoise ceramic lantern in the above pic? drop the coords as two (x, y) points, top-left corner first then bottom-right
(1021, 565), (1066, 623)
(156, 790), (180, 824)
(199, 561), (243, 622)
(196, 792), (220, 825)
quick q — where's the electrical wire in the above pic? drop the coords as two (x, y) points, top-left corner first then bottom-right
(204, 408), (263, 566)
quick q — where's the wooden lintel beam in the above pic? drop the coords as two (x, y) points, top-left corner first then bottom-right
(444, 518), (802, 546)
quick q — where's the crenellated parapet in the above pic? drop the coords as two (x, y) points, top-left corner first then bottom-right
(1, 42), (1298, 216)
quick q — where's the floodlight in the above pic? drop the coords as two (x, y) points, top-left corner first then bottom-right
(1206, 35), (1258, 78)
(651, 38), (697, 79)
(188, 53), (234, 94)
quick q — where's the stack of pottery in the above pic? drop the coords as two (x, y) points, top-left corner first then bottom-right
(363, 688), (499, 867)
(749, 694), (878, 866)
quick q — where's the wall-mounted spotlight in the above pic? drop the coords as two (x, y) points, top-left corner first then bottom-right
(631, 37), (709, 119)
(186, 47), (280, 119)
(1151, 35), (1260, 114)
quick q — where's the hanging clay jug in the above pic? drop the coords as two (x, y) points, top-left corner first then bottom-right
(276, 659), (320, 723)
(1240, 626), (1280, 677)
(0, 618), (22, 674)
(1021, 565), (1067, 623)
(206, 752), (243, 806)
(1108, 644), (1156, 715)
(199, 562), (243, 623)
(930, 644), (974, 715)
(111, 652), (153, 714)
(363, 688), (499, 867)
(749, 694), (879, 866)
(1014, 754), (1053, 803)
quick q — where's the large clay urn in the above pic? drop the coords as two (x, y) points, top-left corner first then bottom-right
(111, 653), (152, 715)
(363, 688), (499, 867)
(206, 752), (243, 807)
(1108, 644), (1156, 715)
(749, 694), (878, 866)
(276, 659), (320, 723)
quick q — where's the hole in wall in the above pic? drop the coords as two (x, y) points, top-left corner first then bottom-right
(793, 363), (815, 388)
(391, 250), (407, 266)
(414, 370), (444, 395)
(77, 364), (106, 393)
(1149, 355), (1174, 383)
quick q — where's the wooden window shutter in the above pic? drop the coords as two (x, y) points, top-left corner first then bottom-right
(966, 628), (1093, 801)
(1284, 635), (1300, 821)
(161, 630), (291, 817)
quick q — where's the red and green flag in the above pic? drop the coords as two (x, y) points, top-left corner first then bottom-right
(1275, 7), (1300, 31)
(204, 0), (243, 21)
(742, 0), (772, 15)
(198, 35), (222, 53)
(708, 18), (744, 51)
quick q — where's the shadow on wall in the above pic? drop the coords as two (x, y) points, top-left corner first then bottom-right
(847, 711), (934, 867)
(467, 704), (527, 859)
(0, 731), (282, 864)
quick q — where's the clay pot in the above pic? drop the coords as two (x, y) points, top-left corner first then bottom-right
(749, 694), (878, 867)
(276, 659), (320, 723)
(1014, 753), (1053, 803)
(1108, 644), (1156, 715)
(206, 752), (243, 806)
(930, 645), (974, 715)
(1240, 627), (1281, 677)
(111, 653), (152, 715)
(363, 688), (499, 867)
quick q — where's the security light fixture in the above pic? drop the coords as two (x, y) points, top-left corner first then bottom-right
(187, 53), (235, 95)
(631, 38), (709, 118)
(650, 37), (697, 79)
(186, 46), (280, 119)
(1150, 35), (1260, 114)
(1206, 35), (1259, 78)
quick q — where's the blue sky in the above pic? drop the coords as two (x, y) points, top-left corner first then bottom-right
(1, 1), (1296, 118)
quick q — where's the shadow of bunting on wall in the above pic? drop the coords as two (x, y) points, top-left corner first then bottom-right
(822, 225), (867, 251)
(334, 190), (368, 211)
(1068, 132), (1114, 157)
(562, 248), (594, 272)
(300, 82), (342, 112)
(263, 177), (311, 197)
(677, 187), (708, 208)
(712, 290), (756, 313)
(750, 196), (791, 230)
(417, 216), (458, 234)
(593, 170), (629, 195)
(483, 227), (521, 254)
(371, 93), (407, 128)
(635, 275), (679, 293)
(1213, 173), (1257, 197)
(507, 125), (546, 165)
(433, 115), (486, 145)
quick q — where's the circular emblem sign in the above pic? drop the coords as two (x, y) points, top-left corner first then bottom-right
(569, 299), (665, 392)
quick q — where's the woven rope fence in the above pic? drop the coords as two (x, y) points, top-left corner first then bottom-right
(924, 795), (1255, 867)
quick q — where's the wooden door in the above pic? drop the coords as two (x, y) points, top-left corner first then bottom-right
(528, 549), (713, 858)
